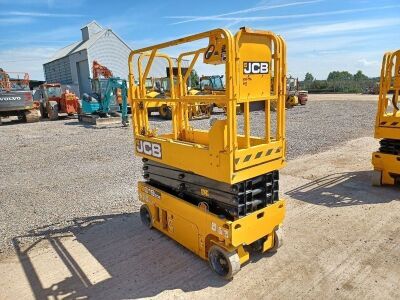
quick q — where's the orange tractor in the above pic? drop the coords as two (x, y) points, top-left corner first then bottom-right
(36, 83), (80, 120)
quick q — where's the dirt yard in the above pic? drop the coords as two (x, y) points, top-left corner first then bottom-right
(0, 94), (399, 299)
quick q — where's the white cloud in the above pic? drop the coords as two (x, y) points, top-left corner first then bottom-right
(1, 11), (83, 17)
(0, 0), (85, 7)
(166, 0), (322, 25)
(288, 49), (386, 80)
(357, 58), (379, 67)
(167, 4), (400, 24)
(282, 18), (400, 38)
(0, 17), (33, 25)
(0, 24), (80, 46)
(0, 47), (57, 80)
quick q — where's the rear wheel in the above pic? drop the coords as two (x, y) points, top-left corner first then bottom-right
(40, 103), (48, 118)
(140, 205), (152, 229)
(371, 170), (382, 186)
(269, 227), (283, 252)
(208, 245), (240, 279)
(25, 109), (40, 123)
(48, 102), (59, 121)
(159, 104), (172, 120)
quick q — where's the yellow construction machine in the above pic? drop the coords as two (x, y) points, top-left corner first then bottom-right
(129, 27), (287, 278)
(138, 53), (211, 120)
(372, 49), (400, 186)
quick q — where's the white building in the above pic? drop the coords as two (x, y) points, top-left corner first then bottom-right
(44, 21), (190, 97)
(43, 21), (131, 97)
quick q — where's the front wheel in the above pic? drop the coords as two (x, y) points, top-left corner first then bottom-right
(268, 227), (284, 252)
(208, 245), (240, 279)
(40, 103), (48, 118)
(159, 104), (172, 120)
(48, 102), (59, 121)
(140, 205), (152, 229)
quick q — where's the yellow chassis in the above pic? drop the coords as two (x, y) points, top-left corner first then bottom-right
(372, 152), (400, 185)
(138, 181), (285, 265)
(372, 49), (400, 186)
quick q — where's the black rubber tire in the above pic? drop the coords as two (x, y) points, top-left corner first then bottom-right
(208, 245), (240, 279)
(140, 205), (152, 229)
(159, 104), (172, 120)
(40, 103), (48, 118)
(269, 227), (283, 252)
(48, 102), (59, 121)
(251, 238), (266, 252)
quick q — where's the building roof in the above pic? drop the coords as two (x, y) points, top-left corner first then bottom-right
(44, 21), (131, 65)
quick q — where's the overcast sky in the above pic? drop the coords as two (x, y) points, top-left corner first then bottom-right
(0, 0), (399, 80)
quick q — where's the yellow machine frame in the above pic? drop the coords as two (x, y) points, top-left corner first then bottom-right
(129, 28), (287, 185)
(139, 181), (285, 261)
(372, 49), (400, 185)
(129, 28), (287, 278)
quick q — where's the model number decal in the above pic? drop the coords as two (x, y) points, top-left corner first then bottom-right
(243, 62), (269, 74)
(143, 186), (161, 199)
(211, 222), (229, 238)
(136, 140), (162, 158)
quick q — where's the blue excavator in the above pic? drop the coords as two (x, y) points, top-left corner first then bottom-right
(81, 76), (129, 126)
(81, 60), (129, 126)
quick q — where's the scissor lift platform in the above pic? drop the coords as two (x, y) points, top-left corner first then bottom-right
(129, 27), (287, 278)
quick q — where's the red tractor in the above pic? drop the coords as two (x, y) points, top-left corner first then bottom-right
(36, 83), (81, 120)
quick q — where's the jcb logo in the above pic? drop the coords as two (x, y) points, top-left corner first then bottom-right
(243, 62), (269, 74)
(136, 140), (162, 158)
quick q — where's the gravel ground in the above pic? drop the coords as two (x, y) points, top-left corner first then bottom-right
(0, 98), (377, 257)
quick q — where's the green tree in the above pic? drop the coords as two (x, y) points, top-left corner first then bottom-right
(353, 70), (368, 81)
(304, 72), (314, 82)
(327, 71), (353, 81)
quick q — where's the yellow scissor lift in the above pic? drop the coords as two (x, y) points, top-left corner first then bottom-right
(372, 50), (400, 186)
(128, 27), (287, 279)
